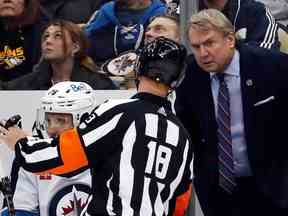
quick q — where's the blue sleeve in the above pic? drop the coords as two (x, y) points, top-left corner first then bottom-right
(85, 3), (114, 37)
(152, 5), (167, 17)
(85, 10), (104, 36)
(1, 209), (39, 216)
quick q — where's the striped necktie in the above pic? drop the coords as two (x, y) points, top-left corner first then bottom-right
(216, 73), (236, 194)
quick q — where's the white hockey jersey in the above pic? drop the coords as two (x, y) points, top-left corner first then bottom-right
(13, 167), (91, 216)
(0, 141), (15, 209)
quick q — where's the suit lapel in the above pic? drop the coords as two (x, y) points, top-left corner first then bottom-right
(197, 70), (218, 146)
(239, 46), (257, 158)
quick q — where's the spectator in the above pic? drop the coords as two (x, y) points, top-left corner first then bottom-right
(0, 0), (47, 81)
(176, 9), (288, 216)
(198, 0), (280, 50)
(165, 0), (180, 15)
(0, 37), (193, 216)
(39, 0), (111, 24)
(1, 81), (96, 216)
(145, 14), (180, 44)
(85, 0), (167, 63)
(101, 14), (180, 90)
(0, 20), (117, 90)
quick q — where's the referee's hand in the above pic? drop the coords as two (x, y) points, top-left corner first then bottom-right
(0, 126), (27, 151)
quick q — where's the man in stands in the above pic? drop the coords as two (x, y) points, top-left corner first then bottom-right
(85, 0), (167, 63)
(145, 14), (180, 44)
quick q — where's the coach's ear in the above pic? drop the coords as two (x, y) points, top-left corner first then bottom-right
(226, 32), (236, 48)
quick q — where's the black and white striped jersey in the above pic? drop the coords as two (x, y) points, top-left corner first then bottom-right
(15, 92), (193, 216)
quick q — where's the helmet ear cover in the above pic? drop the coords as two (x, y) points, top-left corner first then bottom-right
(135, 37), (187, 89)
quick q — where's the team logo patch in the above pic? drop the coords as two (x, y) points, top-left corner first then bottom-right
(49, 183), (90, 216)
(101, 51), (137, 77)
(0, 45), (25, 69)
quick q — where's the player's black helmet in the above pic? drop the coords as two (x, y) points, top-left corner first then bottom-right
(135, 37), (187, 89)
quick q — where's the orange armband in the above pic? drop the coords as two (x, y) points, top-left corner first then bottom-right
(48, 128), (88, 175)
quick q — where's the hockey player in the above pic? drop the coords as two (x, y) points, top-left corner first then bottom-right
(1, 81), (96, 216)
(0, 37), (193, 216)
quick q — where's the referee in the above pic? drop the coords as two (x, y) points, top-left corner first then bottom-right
(0, 37), (193, 216)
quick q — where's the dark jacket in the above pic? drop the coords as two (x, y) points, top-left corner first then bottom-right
(0, 60), (118, 90)
(0, 21), (42, 82)
(200, 0), (280, 49)
(39, 0), (110, 24)
(175, 45), (288, 215)
(175, 44), (288, 214)
(85, 0), (166, 63)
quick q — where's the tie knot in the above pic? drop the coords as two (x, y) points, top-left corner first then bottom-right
(216, 73), (225, 83)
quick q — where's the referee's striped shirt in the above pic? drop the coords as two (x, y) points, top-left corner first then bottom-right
(15, 92), (193, 216)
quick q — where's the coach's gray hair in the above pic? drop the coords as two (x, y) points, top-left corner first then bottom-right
(187, 9), (234, 36)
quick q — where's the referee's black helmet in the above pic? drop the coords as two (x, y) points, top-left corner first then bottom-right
(135, 37), (187, 89)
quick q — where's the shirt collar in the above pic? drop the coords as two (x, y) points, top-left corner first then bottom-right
(210, 50), (240, 79)
(132, 92), (172, 112)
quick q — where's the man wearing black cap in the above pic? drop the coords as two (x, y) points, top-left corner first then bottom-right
(0, 37), (193, 216)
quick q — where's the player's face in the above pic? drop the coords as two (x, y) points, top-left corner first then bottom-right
(45, 113), (73, 138)
(0, 0), (25, 17)
(188, 27), (235, 73)
(41, 25), (75, 62)
(145, 17), (179, 44)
